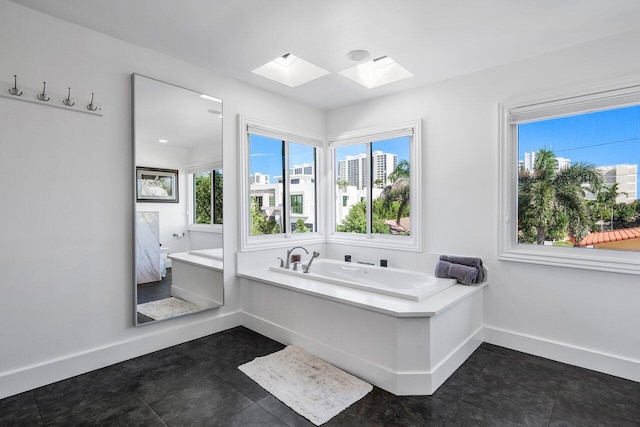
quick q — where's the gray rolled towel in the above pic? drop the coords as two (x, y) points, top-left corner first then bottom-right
(440, 255), (485, 282)
(435, 260), (479, 285)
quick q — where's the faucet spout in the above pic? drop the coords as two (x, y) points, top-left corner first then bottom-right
(302, 251), (320, 273)
(285, 246), (309, 269)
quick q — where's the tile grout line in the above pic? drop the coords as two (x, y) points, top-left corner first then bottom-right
(31, 391), (46, 427)
(135, 390), (168, 427)
(546, 369), (567, 426)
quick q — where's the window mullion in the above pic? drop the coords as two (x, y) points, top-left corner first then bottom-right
(366, 143), (372, 236)
(283, 140), (290, 237)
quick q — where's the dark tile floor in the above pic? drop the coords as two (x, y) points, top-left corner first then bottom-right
(2, 326), (639, 426)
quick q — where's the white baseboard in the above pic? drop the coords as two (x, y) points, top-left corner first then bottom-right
(484, 325), (640, 382)
(241, 312), (483, 395)
(0, 311), (242, 400)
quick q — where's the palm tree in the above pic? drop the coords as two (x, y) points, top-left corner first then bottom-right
(380, 160), (410, 228)
(519, 148), (602, 245)
(596, 182), (627, 230)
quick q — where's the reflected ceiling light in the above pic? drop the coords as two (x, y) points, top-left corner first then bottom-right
(252, 53), (330, 88)
(158, 139), (168, 143)
(200, 94), (222, 103)
(208, 108), (223, 118)
(339, 55), (414, 89)
(346, 49), (370, 62)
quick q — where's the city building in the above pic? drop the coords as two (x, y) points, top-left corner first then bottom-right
(596, 164), (638, 202)
(337, 151), (397, 190)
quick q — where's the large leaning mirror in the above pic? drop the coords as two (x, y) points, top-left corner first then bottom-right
(132, 73), (223, 325)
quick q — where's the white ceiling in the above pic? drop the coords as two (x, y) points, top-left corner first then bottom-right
(11, 0), (640, 110)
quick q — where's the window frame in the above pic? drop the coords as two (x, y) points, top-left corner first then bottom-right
(499, 78), (640, 275)
(188, 162), (223, 233)
(239, 115), (324, 251)
(328, 119), (422, 251)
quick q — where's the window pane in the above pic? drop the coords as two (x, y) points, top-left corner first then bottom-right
(335, 144), (368, 233)
(213, 169), (223, 224)
(517, 105), (640, 251)
(249, 134), (284, 235)
(289, 142), (316, 232)
(194, 171), (212, 224)
(372, 136), (411, 235)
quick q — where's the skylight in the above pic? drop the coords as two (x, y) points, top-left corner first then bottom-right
(339, 56), (413, 89)
(252, 53), (330, 88)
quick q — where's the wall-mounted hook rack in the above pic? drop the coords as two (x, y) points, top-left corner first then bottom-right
(86, 92), (98, 111)
(8, 75), (22, 96)
(0, 76), (103, 116)
(36, 82), (50, 102)
(62, 87), (75, 106)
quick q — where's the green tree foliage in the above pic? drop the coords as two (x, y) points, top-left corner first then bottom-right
(195, 175), (212, 224)
(337, 201), (389, 234)
(214, 170), (223, 224)
(380, 160), (410, 227)
(250, 198), (280, 235)
(518, 148), (602, 244)
(195, 170), (223, 224)
(294, 218), (309, 233)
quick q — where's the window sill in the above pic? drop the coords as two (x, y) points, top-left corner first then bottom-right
(188, 225), (222, 234)
(328, 233), (420, 252)
(242, 233), (325, 252)
(499, 245), (640, 275)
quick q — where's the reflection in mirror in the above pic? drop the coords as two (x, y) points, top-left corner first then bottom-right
(133, 74), (223, 325)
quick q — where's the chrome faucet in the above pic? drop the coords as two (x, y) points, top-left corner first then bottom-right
(285, 246), (309, 269)
(302, 251), (320, 273)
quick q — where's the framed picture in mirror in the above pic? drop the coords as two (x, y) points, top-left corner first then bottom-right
(136, 166), (179, 202)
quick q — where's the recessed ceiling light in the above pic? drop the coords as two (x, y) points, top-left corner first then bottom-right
(346, 49), (370, 62)
(158, 139), (168, 143)
(252, 53), (330, 88)
(339, 55), (414, 89)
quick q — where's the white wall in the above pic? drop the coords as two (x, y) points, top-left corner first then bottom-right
(326, 29), (640, 381)
(0, 0), (324, 398)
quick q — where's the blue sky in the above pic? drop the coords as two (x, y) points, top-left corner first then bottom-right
(518, 105), (640, 179)
(250, 135), (410, 182)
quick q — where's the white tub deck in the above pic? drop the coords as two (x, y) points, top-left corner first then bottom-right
(241, 263), (485, 318)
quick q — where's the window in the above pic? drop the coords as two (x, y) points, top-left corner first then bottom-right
(291, 195), (303, 214)
(240, 116), (322, 250)
(330, 120), (421, 251)
(499, 81), (640, 274)
(192, 168), (223, 226)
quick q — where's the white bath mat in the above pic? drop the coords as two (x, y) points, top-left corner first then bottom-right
(136, 297), (201, 320)
(238, 345), (373, 425)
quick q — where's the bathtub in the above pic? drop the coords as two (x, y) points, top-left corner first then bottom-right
(168, 248), (224, 308)
(238, 253), (487, 395)
(269, 258), (456, 301)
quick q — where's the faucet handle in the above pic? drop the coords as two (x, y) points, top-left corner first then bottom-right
(276, 257), (285, 268)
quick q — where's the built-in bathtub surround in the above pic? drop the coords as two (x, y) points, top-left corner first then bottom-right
(238, 252), (487, 395)
(167, 248), (223, 310)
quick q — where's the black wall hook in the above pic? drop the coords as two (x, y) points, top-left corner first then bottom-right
(8, 75), (22, 96)
(36, 81), (50, 102)
(62, 87), (75, 106)
(86, 92), (98, 111)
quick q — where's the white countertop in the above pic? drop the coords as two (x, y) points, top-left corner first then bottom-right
(237, 265), (487, 318)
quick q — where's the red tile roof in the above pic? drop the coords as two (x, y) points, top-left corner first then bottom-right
(576, 227), (640, 247)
